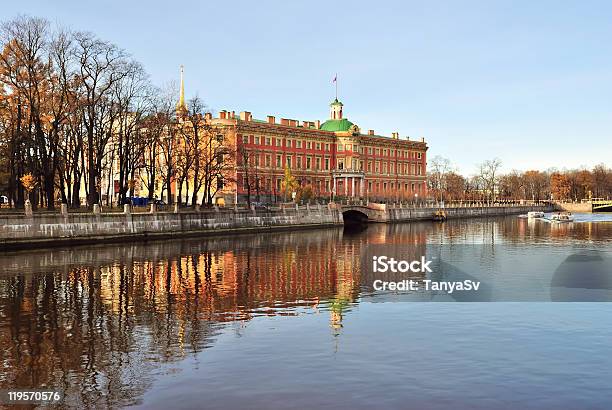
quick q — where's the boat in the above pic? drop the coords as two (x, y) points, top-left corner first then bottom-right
(550, 212), (574, 222)
(527, 211), (545, 218)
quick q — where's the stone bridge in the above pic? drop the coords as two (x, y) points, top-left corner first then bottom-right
(338, 203), (388, 223)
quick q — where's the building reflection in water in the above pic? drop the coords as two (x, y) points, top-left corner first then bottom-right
(0, 216), (609, 407)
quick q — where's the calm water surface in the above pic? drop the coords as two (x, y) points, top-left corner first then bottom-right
(1, 214), (611, 409)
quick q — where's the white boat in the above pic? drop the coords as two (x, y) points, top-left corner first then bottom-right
(527, 211), (545, 218)
(550, 212), (574, 222)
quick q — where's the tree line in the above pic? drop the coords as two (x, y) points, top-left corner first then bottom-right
(0, 16), (229, 210)
(428, 156), (612, 202)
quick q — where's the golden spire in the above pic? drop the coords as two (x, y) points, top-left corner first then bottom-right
(177, 65), (187, 114)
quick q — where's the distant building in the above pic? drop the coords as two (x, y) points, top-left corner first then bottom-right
(208, 97), (428, 204)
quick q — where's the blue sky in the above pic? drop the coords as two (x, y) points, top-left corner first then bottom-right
(4, 0), (612, 175)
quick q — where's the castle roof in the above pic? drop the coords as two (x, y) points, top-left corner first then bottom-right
(319, 118), (354, 132)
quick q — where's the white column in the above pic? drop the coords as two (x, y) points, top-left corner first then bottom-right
(333, 177), (337, 195)
(351, 177), (355, 198)
(344, 176), (348, 196)
(360, 178), (365, 198)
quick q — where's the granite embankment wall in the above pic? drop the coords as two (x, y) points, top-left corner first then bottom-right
(383, 204), (553, 222)
(0, 206), (343, 250)
(0, 204), (554, 250)
(555, 202), (592, 213)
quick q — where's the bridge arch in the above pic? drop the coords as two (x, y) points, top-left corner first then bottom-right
(342, 209), (369, 225)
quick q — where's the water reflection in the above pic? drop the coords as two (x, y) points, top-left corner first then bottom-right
(0, 215), (610, 407)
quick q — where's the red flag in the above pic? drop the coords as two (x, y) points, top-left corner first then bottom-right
(332, 74), (337, 83)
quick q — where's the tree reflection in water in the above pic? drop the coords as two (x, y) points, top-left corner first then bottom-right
(0, 217), (609, 407)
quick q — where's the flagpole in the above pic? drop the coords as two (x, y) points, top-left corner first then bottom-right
(335, 72), (338, 100)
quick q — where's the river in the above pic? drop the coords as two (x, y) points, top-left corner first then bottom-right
(0, 214), (611, 409)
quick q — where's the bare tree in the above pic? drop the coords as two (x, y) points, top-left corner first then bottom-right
(237, 144), (262, 207)
(477, 158), (502, 201)
(73, 31), (128, 207)
(113, 61), (151, 205)
(140, 90), (173, 201)
(427, 155), (452, 202)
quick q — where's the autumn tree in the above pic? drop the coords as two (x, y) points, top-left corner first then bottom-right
(445, 172), (466, 200)
(591, 164), (611, 198)
(550, 172), (570, 200)
(296, 184), (314, 203)
(0, 16), (73, 209)
(280, 166), (298, 202)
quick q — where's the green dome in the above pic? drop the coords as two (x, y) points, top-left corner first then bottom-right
(320, 118), (354, 132)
